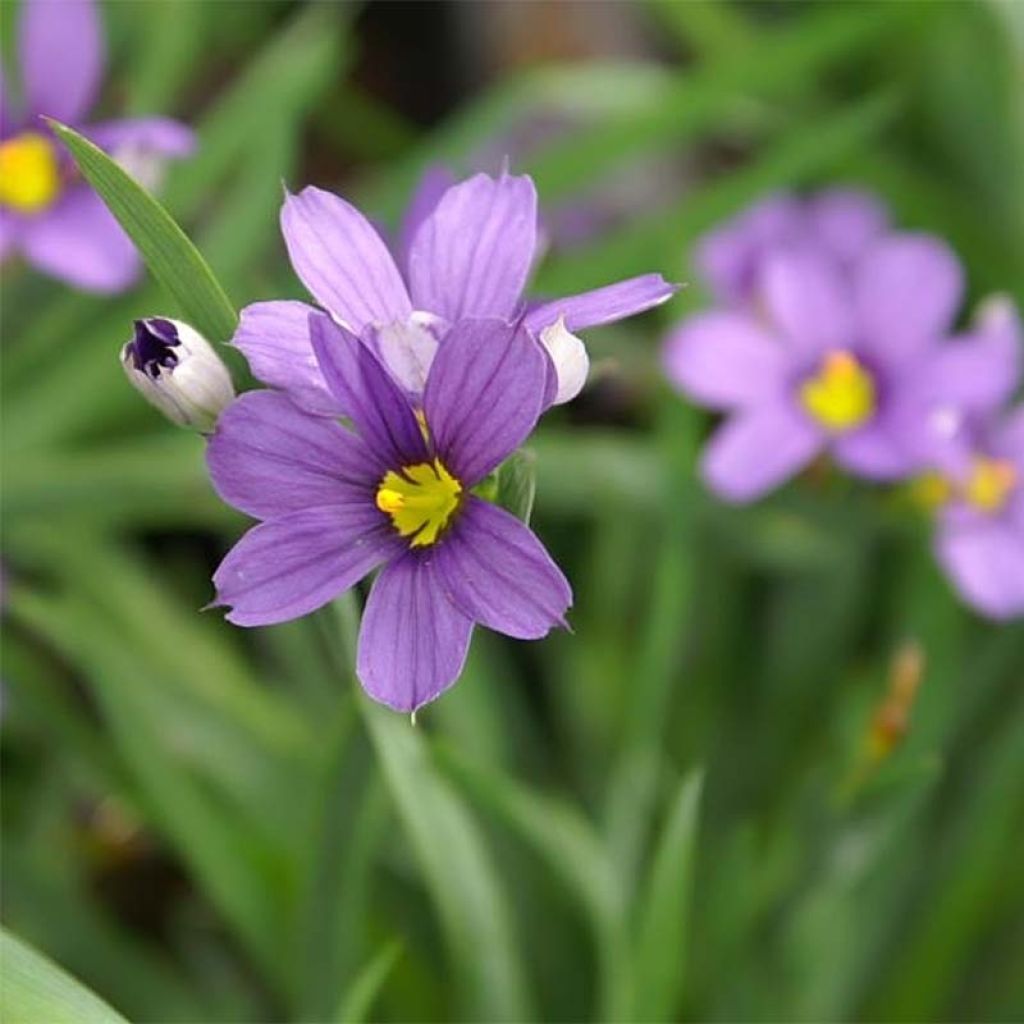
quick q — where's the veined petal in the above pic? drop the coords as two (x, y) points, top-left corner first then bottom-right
(232, 301), (340, 416)
(701, 403), (823, 503)
(310, 312), (428, 468)
(434, 497), (571, 639)
(423, 318), (546, 486)
(525, 273), (677, 335)
(213, 505), (395, 626)
(207, 391), (378, 519)
(20, 186), (138, 293)
(760, 248), (854, 358)
(407, 171), (537, 321)
(936, 520), (1024, 620)
(281, 185), (411, 333)
(357, 554), (474, 712)
(663, 311), (788, 410)
(20, 0), (104, 124)
(398, 164), (456, 276)
(855, 233), (963, 367)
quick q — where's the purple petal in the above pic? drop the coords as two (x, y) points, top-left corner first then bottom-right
(81, 117), (196, 158)
(0, 210), (20, 261)
(433, 497), (571, 639)
(20, 186), (139, 292)
(855, 233), (963, 367)
(701, 403), (823, 503)
(213, 505), (395, 627)
(760, 248), (854, 359)
(206, 390), (379, 520)
(281, 186), (411, 333)
(357, 554), (474, 712)
(832, 419), (920, 480)
(20, 0), (104, 124)
(232, 301), (341, 416)
(807, 188), (889, 263)
(936, 519), (1024, 620)
(423, 318), (546, 486)
(995, 404), (1024, 473)
(525, 273), (677, 335)
(663, 311), (789, 410)
(398, 164), (456, 276)
(310, 312), (428, 469)
(407, 171), (537, 321)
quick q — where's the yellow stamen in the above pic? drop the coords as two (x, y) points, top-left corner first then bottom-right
(375, 458), (462, 547)
(0, 132), (61, 213)
(799, 350), (876, 432)
(964, 457), (1017, 513)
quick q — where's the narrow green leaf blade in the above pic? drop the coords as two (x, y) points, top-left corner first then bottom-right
(1, 929), (129, 1024)
(333, 941), (402, 1024)
(631, 771), (704, 1022)
(48, 121), (237, 343)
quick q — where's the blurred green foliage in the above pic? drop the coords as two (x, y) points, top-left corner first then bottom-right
(2, 2), (1023, 1022)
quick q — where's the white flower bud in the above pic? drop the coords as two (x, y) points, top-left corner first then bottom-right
(121, 317), (234, 432)
(539, 314), (589, 405)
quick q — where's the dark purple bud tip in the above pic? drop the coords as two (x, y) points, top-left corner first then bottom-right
(127, 317), (181, 379)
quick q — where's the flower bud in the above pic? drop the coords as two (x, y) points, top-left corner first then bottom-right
(121, 317), (234, 432)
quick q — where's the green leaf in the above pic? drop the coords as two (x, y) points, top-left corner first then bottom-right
(333, 942), (403, 1024)
(1, 929), (129, 1024)
(631, 771), (704, 1022)
(48, 121), (237, 343)
(496, 450), (538, 525)
(359, 700), (532, 1022)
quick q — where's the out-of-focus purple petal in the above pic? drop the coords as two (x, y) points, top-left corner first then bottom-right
(20, 186), (139, 293)
(0, 210), (20, 261)
(995, 404), (1024, 474)
(310, 312), (428, 469)
(525, 274), (677, 335)
(281, 186), (411, 333)
(213, 505), (395, 626)
(398, 164), (456, 276)
(81, 117), (195, 158)
(701, 403), (822, 503)
(423, 318), (545, 486)
(808, 188), (888, 263)
(357, 553), (473, 712)
(231, 301), (340, 416)
(760, 249), (854, 359)
(694, 193), (803, 304)
(434, 497), (571, 639)
(855, 233), (963, 367)
(20, 0), (104, 124)
(936, 519), (1024, 620)
(206, 391), (378, 519)
(407, 171), (537, 321)
(832, 418), (920, 480)
(663, 311), (788, 410)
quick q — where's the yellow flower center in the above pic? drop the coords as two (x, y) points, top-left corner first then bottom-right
(0, 132), (61, 213)
(964, 457), (1017, 513)
(376, 459), (462, 547)
(799, 350), (876, 432)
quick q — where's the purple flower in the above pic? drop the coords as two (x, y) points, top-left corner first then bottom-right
(208, 314), (572, 712)
(694, 188), (889, 306)
(663, 232), (1017, 503)
(0, 0), (194, 292)
(232, 168), (675, 410)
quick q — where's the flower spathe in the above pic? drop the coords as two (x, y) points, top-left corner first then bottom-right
(0, 0), (194, 292)
(208, 315), (572, 712)
(232, 168), (675, 411)
(663, 231), (1014, 503)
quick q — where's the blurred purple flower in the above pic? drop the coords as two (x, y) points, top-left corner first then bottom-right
(233, 168), (675, 409)
(209, 315), (571, 712)
(694, 189), (889, 306)
(0, 0), (193, 292)
(663, 232), (1018, 503)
